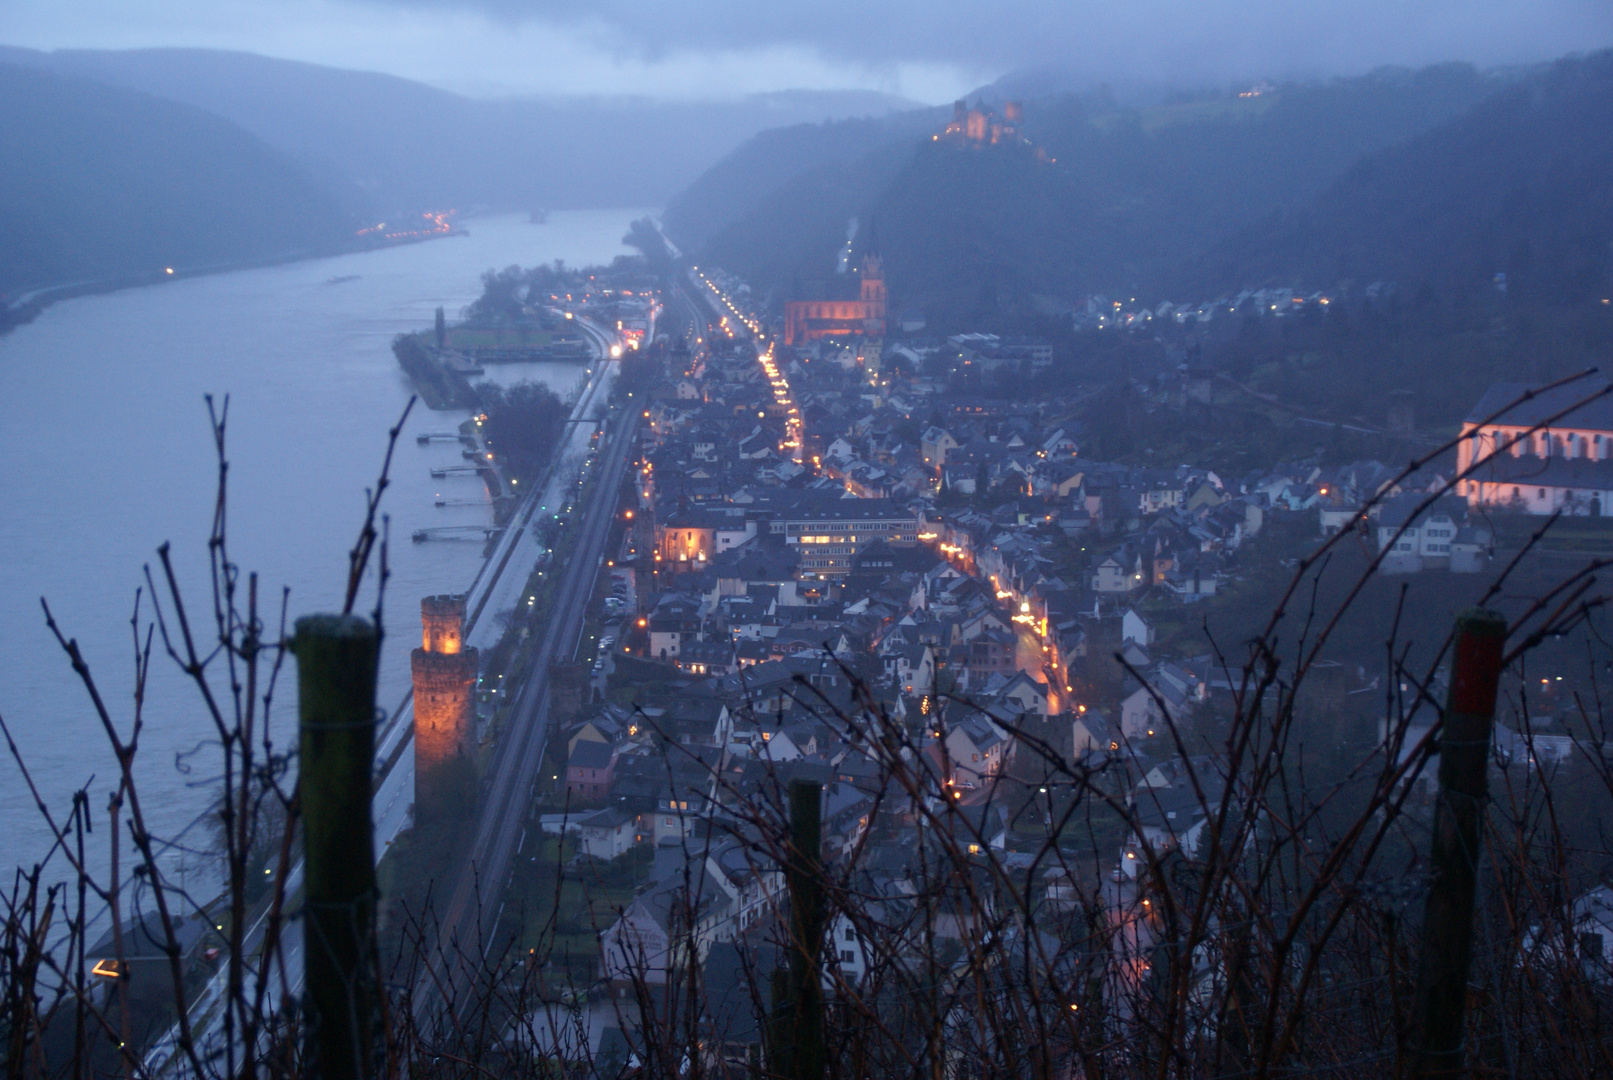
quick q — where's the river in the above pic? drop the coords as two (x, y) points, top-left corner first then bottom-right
(0, 210), (644, 882)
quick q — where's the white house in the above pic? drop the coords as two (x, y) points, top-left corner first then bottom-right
(599, 883), (730, 985)
(828, 912), (873, 986)
(922, 426), (961, 467)
(537, 806), (642, 860)
(1121, 608), (1155, 647)
(996, 671), (1049, 717)
(943, 714), (1011, 787)
(1119, 683), (1164, 739)
(1092, 551), (1144, 593)
(1119, 775), (1228, 880)
(757, 726), (807, 762)
(1375, 493), (1490, 574)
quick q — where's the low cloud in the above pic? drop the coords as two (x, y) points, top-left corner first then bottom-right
(390, 0), (1613, 85)
(6, 0), (1609, 101)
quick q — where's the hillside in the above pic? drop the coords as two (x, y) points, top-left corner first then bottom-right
(0, 47), (915, 216)
(1177, 52), (1613, 304)
(662, 110), (941, 252)
(666, 62), (1514, 316)
(0, 62), (354, 300)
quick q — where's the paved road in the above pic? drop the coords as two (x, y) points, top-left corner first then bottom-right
(372, 345), (620, 858)
(415, 375), (639, 1025)
(144, 315), (627, 1075)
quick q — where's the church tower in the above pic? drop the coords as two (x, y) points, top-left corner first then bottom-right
(858, 239), (885, 384)
(859, 253), (886, 316)
(412, 594), (479, 815)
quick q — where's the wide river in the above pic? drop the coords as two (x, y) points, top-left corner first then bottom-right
(0, 210), (644, 882)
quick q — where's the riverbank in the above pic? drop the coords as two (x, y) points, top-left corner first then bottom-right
(392, 331), (478, 410)
(0, 209), (646, 883)
(0, 228), (469, 339)
(392, 323), (593, 412)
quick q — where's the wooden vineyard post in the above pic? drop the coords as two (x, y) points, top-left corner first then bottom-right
(293, 614), (382, 1080)
(1411, 608), (1506, 1079)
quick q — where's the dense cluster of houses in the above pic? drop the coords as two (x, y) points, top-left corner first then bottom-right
(526, 279), (1613, 1063)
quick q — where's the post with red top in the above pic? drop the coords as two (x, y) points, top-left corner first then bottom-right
(1411, 608), (1507, 1079)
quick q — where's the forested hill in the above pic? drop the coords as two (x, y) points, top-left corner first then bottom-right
(1175, 51), (1613, 305)
(0, 47), (915, 217)
(662, 110), (942, 253)
(0, 62), (354, 299)
(664, 59), (1577, 315)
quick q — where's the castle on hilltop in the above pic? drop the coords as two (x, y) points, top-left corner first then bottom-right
(941, 99), (1023, 146)
(934, 99), (1053, 162)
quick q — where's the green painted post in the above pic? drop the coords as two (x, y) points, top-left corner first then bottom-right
(785, 778), (826, 1080)
(293, 614), (382, 1080)
(1411, 609), (1507, 1079)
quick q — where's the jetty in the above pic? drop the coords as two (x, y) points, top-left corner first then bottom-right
(411, 525), (502, 543)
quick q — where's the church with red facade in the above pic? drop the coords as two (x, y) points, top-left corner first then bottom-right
(783, 254), (886, 346)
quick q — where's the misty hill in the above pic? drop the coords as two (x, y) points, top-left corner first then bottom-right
(666, 61), (1522, 317)
(662, 110), (942, 253)
(0, 47), (915, 217)
(1177, 52), (1613, 305)
(0, 61), (354, 300)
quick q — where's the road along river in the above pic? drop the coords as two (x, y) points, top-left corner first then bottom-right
(0, 210), (646, 883)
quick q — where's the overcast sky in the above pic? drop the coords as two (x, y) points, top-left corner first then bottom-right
(4, 0), (1609, 101)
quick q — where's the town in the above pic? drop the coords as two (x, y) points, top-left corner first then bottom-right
(445, 241), (1613, 1071)
(6, 15), (1613, 1080)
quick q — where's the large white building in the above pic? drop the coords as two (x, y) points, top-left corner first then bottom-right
(1458, 380), (1613, 515)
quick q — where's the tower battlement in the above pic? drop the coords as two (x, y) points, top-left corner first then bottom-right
(420, 593), (466, 653)
(411, 595), (478, 816)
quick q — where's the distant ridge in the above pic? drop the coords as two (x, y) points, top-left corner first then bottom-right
(0, 61), (354, 300)
(1175, 51), (1613, 305)
(0, 47), (918, 216)
(663, 57), (1605, 316)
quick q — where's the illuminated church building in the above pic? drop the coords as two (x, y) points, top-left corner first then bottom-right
(783, 253), (886, 347)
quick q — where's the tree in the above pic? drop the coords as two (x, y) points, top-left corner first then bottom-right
(478, 380), (568, 481)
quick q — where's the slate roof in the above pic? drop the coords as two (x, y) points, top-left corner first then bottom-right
(1465, 380), (1613, 430)
(568, 740), (616, 770)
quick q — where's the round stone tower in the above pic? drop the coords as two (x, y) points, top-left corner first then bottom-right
(412, 594), (478, 815)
